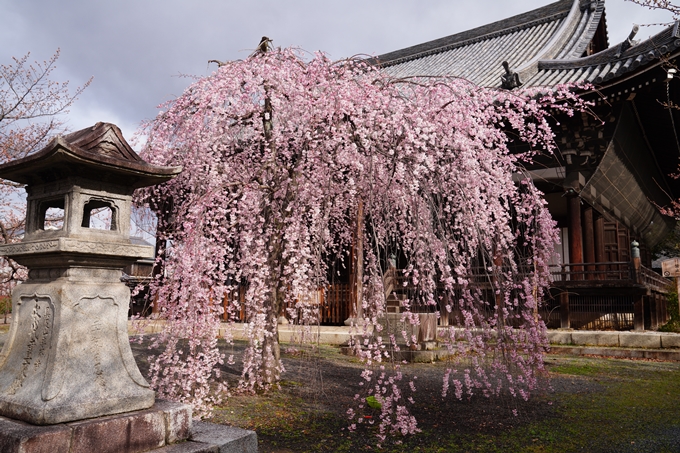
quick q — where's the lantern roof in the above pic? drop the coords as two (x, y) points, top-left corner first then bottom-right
(0, 122), (181, 188)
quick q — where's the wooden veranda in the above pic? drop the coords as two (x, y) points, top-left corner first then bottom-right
(217, 258), (671, 330)
(543, 261), (671, 331)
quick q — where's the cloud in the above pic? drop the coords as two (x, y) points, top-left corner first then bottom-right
(1, 0), (674, 144)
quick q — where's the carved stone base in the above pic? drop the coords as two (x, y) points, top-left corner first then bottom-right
(0, 279), (153, 424)
(0, 400), (258, 453)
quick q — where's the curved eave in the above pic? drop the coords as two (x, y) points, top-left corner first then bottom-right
(376, 0), (574, 66)
(0, 137), (181, 188)
(515, 0), (605, 81)
(525, 21), (680, 87)
(374, 0), (605, 88)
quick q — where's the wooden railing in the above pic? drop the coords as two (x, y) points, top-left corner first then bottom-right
(210, 263), (673, 328)
(320, 283), (351, 324)
(638, 266), (672, 292)
(548, 262), (671, 293)
(549, 262), (633, 282)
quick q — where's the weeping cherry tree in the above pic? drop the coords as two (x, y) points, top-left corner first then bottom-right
(135, 47), (587, 435)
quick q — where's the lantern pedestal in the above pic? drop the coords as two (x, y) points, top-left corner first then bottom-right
(0, 274), (154, 424)
(0, 399), (258, 453)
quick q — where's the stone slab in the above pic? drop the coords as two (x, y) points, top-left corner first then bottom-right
(0, 237), (153, 260)
(191, 422), (258, 453)
(67, 407), (166, 453)
(155, 400), (193, 444)
(660, 333), (680, 349)
(619, 332), (661, 349)
(0, 415), (72, 453)
(547, 330), (573, 345)
(549, 345), (680, 361)
(570, 331), (619, 347)
(0, 400), (195, 453)
(154, 441), (219, 453)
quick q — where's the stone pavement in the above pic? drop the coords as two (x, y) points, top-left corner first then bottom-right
(3, 322), (679, 361)
(123, 321), (680, 361)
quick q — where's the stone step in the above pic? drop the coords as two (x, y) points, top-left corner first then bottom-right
(548, 345), (680, 361)
(0, 400), (257, 453)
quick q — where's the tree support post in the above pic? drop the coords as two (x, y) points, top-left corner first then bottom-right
(345, 201), (364, 325)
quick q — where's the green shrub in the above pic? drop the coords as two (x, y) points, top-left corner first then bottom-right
(0, 296), (10, 315)
(659, 288), (680, 332)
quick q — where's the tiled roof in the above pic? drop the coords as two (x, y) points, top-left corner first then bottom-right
(526, 22), (680, 86)
(376, 0), (606, 88)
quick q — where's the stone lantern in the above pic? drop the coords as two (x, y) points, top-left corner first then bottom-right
(0, 123), (181, 425)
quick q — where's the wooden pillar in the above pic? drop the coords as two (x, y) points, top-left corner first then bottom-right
(594, 212), (605, 279)
(647, 295), (655, 330)
(560, 291), (570, 329)
(568, 194), (583, 280)
(643, 295), (652, 330)
(583, 205), (595, 280)
(634, 295), (645, 331)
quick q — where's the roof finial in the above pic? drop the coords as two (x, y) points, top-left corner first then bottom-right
(501, 61), (522, 90)
(615, 24), (639, 58)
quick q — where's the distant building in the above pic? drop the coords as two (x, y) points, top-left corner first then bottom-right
(370, 0), (679, 330)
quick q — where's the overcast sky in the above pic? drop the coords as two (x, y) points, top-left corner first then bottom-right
(1, 0), (675, 146)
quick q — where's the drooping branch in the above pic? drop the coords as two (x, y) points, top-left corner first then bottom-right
(136, 47), (586, 429)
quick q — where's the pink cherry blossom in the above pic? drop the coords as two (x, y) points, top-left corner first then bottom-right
(135, 47), (587, 429)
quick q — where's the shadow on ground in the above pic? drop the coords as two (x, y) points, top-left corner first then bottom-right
(128, 336), (680, 453)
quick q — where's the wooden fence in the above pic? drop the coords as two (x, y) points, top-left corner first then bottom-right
(221, 283), (352, 326)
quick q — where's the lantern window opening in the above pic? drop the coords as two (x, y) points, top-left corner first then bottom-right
(82, 199), (117, 231)
(39, 198), (65, 231)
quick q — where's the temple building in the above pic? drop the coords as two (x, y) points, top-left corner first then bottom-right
(372, 0), (679, 330)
